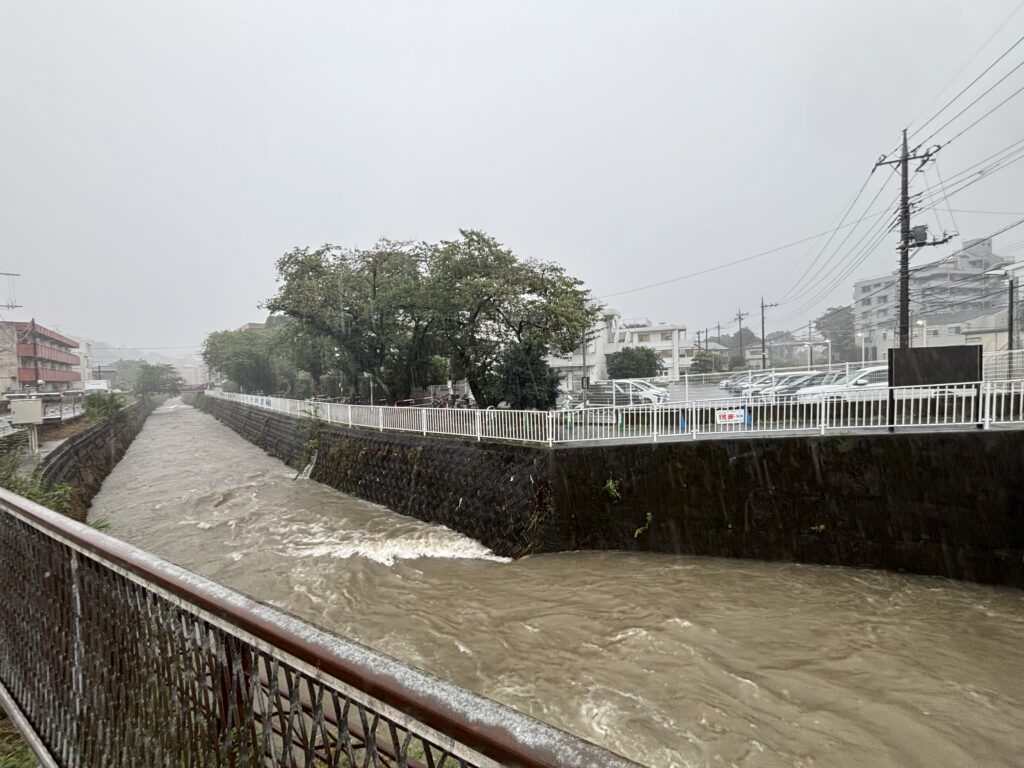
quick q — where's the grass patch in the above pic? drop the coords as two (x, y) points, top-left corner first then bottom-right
(0, 712), (36, 768)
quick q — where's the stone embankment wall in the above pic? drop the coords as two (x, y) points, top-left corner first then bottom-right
(193, 396), (554, 557)
(196, 395), (1023, 586)
(40, 399), (158, 522)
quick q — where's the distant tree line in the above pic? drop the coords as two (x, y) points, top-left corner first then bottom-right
(202, 230), (598, 408)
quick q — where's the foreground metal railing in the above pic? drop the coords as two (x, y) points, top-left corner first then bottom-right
(0, 488), (638, 768)
(207, 380), (1024, 445)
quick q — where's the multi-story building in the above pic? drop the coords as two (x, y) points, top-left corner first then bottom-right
(75, 339), (93, 384)
(853, 237), (1012, 360)
(0, 321), (82, 393)
(548, 309), (691, 390)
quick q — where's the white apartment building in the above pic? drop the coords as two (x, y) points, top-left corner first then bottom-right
(548, 309), (691, 389)
(854, 237), (1013, 360)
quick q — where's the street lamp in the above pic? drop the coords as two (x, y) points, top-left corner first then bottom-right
(857, 332), (865, 364)
(916, 319), (927, 348)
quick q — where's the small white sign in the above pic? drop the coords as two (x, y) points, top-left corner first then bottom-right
(715, 408), (747, 426)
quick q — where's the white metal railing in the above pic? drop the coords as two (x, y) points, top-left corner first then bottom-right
(206, 381), (1024, 445)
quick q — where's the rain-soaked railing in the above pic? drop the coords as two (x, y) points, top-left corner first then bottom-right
(0, 488), (639, 768)
(208, 380), (1024, 445)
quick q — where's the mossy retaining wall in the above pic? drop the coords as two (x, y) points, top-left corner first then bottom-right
(194, 396), (554, 557)
(196, 395), (1024, 586)
(39, 399), (158, 522)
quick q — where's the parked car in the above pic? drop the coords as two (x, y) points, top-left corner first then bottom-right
(585, 379), (669, 406)
(758, 372), (816, 400)
(729, 372), (772, 395)
(797, 366), (888, 402)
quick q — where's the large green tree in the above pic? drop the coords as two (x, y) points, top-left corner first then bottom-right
(264, 241), (436, 401)
(134, 362), (185, 395)
(815, 305), (857, 362)
(261, 230), (598, 407)
(426, 230), (598, 406)
(480, 345), (561, 409)
(605, 346), (663, 379)
(202, 329), (278, 393)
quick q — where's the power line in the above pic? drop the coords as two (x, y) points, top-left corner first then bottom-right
(906, 1), (1024, 132)
(944, 80), (1024, 146)
(596, 212), (887, 299)
(911, 33), (1024, 144)
(777, 169), (880, 302)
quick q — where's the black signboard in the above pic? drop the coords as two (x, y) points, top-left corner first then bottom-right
(887, 345), (983, 387)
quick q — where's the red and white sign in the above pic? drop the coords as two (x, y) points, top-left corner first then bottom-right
(715, 408), (747, 425)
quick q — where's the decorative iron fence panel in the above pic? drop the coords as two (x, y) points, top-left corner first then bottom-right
(0, 489), (638, 768)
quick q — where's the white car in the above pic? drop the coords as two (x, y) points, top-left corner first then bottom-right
(797, 366), (888, 402)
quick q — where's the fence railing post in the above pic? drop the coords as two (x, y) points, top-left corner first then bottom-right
(820, 395), (829, 435)
(378, 407), (383, 432)
(475, 409), (482, 442)
(983, 381), (992, 429)
(347, 403), (353, 427)
(421, 408), (427, 436)
(547, 411), (554, 447)
(652, 404), (659, 443)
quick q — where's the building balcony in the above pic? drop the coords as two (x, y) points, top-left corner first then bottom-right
(17, 368), (82, 384)
(13, 322), (78, 349)
(17, 344), (81, 366)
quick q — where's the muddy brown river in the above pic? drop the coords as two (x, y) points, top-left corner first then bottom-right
(90, 400), (1024, 767)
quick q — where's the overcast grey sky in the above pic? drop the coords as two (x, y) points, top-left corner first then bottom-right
(2, 1), (1022, 350)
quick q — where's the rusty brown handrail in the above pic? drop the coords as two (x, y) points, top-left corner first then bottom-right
(0, 487), (639, 768)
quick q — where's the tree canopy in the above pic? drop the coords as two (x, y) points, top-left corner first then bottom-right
(815, 305), (857, 362)
(605, 347), (663, 379)
(134, 362), (185, 395)
(254, 230), (598, 406)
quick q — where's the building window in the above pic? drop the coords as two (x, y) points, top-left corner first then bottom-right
(949, 326), (961, 335)
(658, 349), (672, 358)
(877, 295), (887, 304)
(660, 331), (673, 341)
(637, 333), (650, 342)
(930, 329), (939, 337)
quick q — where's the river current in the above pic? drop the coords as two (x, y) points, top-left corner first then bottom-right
(90, 400), (1024, 767)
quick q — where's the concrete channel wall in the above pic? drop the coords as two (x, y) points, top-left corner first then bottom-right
(196, 394), (1024, 587)
(39, 399), (158, 522)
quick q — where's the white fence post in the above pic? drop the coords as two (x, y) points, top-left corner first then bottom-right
(652, 404), (659, 443)
(547, 411), (554, 447)
(347, 404), (353, 427)
(421, 408), (427, 436)
(378, 407), (383, 432)
(475, 410), (482, 441)
(983, 382), (992, 429)
(820, 395), (828, 435)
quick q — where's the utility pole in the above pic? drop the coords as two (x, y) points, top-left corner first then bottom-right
(760, 298), (777, 370)
(716, 323), (722, 346)
(875, 130), (954, 348)
(31, 318), (40, 391)
(0, 272), (22, 310)
(735, 309), (749, 366)
(695, 330), (703, 350)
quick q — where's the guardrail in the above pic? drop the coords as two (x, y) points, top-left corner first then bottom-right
(208, 381), (1024, 445)
(0, 487), (638, 768)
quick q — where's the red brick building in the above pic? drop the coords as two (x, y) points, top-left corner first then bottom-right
(0, 321), (82, 393)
